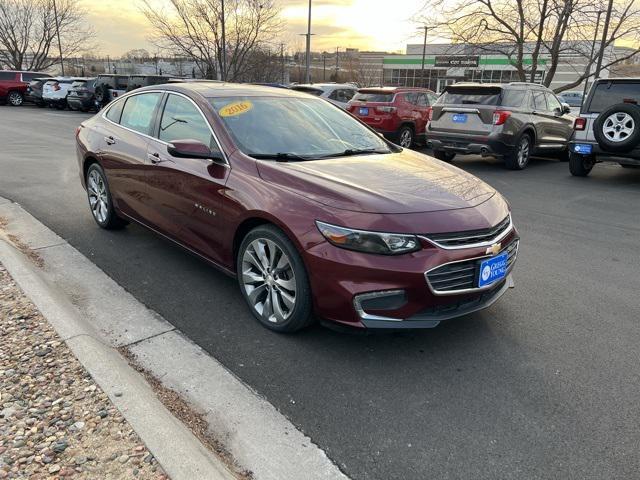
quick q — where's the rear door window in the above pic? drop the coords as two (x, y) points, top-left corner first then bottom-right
(416, 93), (429, 107)
(531, 91), (548, 111)
(587, 82), (640, 113)
(105, 98), (125, 123)
(352, 92), (394, 103)
(119, 92), (162, 135)
(501, 89), (526, 108)
(438, 86), (502, 105)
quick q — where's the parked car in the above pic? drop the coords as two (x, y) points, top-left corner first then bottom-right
(558, 91), (583, 115)
(426, 82), (574, 169)
(568, 77), (640, 176)
(25, 77), (52, 107)
(347, 87), (439, 148)
(76, 83), (519, 333)
(42, 77), (86, 109)
(94, 74), (129, 108)
(125, 75), (173, 91)
(0, 70), (51, 106)
(290, 83), (357, 109)
(67, 78), (97, 112)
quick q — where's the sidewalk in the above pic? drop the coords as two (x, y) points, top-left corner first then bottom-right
(0, 263), (166, 479)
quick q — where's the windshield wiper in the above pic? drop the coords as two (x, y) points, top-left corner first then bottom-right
(316, 148), (391, 159)
(249, 152), (312, 162)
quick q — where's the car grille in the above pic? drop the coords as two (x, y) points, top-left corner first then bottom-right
(424, 215), (511, 248)
(426, 240), (519, 293)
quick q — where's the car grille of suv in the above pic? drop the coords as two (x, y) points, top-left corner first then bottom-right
(426, 240), (519, 293)
(424, 215), (511, 248)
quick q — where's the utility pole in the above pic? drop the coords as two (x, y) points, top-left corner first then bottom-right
(335, 46), (339, 80)
(304, 0), (312, 83)
(322, 53), (326, 81)
(221, 0), (227, 81)
(107, 55), (111, 73)
(420, 26), (428, 88)
(595, 0), (614, 79)
(52, 0), (65, 75)
(583, 11), (604, 100)
(280, 43), (285, 83)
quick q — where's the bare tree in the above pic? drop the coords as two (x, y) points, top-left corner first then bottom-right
(417, 0), (640, 92)
(0, 0), (94, 71)
(141, 0), (283, 81)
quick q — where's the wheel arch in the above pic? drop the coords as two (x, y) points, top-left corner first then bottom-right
(82, 155), (101, 183)
(519, 125), (536, 145)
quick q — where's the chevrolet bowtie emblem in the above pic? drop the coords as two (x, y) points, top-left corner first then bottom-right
(486, 242), (501, 255)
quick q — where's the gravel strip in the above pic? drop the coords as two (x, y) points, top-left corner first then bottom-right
(0, 263), (169, 479)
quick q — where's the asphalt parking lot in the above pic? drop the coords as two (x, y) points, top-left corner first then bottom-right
(1, 105), (639, 480)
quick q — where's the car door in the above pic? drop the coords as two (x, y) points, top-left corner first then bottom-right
(544, 92), (574, 144)
(530, 90), (555, 146)
(415, 93), (431, 134)
(145, 92), (230, 265)
(97, 91), (163, 219)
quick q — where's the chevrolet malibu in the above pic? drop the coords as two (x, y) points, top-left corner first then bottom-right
(76, 83), (519, 333)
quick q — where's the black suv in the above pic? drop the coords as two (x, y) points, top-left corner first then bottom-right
(426, 82), (574, 169)
(568, 78), (640, 176)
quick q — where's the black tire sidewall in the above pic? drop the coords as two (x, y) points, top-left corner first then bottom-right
(569, 152), (594, 176)
(504, 133), (531, 170)
(434, 150), (455, 162)
(398, 126), (414, 148)
(86, 164), (121, 229)
(593, 103), (640, 153)
(237, 225), (313, 333)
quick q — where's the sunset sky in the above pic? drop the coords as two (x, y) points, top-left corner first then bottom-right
(83, 0), (430, 57)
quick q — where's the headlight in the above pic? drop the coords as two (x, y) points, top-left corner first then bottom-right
(316, 221), (420, 255)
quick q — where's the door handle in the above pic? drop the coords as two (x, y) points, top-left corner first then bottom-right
(148, 152), (163, 164)
(104, 135), (116, 145)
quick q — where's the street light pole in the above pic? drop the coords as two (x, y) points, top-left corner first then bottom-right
(304, 0), (312, 83)
(52, 0), (65, 75)
(420, 26), (428, 88)
(221, 0), (227, 81)
(583, 11), (603, 100)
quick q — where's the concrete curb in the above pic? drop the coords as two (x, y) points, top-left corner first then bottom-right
(0, 225), (236, 480)
(0, 197), (349, 480)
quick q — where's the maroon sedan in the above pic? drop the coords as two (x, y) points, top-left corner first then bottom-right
(76, 83), (519, 332)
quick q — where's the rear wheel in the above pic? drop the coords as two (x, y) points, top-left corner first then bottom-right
(86, 164), (128, 229)
(237, 225), (314, 333)
(397, 126), (414, 148)
(569, 152), (595, 177)
(433, 150), (456, 162)
(7, 91), (23, 106)
(504, 133), (532, 170)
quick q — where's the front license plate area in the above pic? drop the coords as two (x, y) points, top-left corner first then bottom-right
(478, 252), (508, 288)
(573, 143), (593, 154)
(452, 113), (467, 123)
(359, 107), (369, 116)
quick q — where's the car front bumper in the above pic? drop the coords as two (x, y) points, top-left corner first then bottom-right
(303, 228), (519, 330)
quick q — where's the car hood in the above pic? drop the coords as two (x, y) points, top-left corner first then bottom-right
(257, 149), (496, 214)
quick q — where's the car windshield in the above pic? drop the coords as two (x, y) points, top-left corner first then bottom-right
(209, 96), (392, 159)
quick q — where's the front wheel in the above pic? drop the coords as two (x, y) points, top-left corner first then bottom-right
(237, 225), (314, 333)
(433, 150), (456, 162)
(7, 91), (23, 106)
(397, 126), (414, 148)
(86, 164), (128, 229)
(569, 152), (595, 177)
(504, 134), (532, 170)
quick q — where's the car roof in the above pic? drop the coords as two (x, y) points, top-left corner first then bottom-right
(593, 77), (640, 83)
(357, 86), (434, 93)
(135, 81), (327, 99)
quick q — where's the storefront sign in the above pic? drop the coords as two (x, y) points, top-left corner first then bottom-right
(434, 55), (480, 67)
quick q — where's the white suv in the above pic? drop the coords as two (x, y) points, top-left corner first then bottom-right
(42, 77), (84, 110)
(569, 78), (640, 176)
(291, 83), (358, 109)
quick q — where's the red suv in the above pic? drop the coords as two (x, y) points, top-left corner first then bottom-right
(0, 70), (51, 106)
(347, 87), (439, 148)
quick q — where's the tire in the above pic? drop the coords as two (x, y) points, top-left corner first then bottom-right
(569, 152), (595, 177)
(433, 150), (456, 162)
(237, 225), (314, 333)
(7, 91), (23, 106)
(593, 103), (640, 153)
(397, 125), (414, 148)
(55, 102), (66, 110)
(94, 85), (110, 106)
(85, 164), (128, 229)
(504, 133), (532, 170)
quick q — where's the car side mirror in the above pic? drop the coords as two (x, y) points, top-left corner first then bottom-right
(561, 103), (571, 115)
(167, 139), (221, 161)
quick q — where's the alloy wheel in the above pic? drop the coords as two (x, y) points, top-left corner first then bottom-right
(517, 137), (530, 167)
(602, 112), (635, 142)
(399, 129), (413, 148)
(8, 92), (23, 106)
(241, 239), (297, 324)
(87, 170), (109, 224)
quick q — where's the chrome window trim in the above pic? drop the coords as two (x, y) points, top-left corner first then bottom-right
(424, 240), (519, 296)
(101, 89), (229, 166)
(418, 214), (513, 250)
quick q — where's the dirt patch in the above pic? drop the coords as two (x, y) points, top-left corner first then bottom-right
(117, 347), (253, 480)
(0, 216), (44, 268)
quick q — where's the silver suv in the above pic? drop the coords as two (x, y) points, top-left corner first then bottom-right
(569, 78), (640, 176)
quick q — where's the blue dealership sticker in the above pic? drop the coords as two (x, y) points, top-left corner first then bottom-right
(452, 113), (467, 123)
(478, 252), (508, 288)
(573, 144), (593, 154)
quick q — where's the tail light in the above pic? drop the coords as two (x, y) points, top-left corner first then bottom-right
(75, 125), (82, 139)
(492, 110), (511, 125)
(574, 117), (587, 130)
(53, 82), (60, 91)
(376, 106), (396, 113)
(426, 107), (433, 122)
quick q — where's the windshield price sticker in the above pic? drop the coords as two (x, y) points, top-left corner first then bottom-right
(219, 101), (253, 117)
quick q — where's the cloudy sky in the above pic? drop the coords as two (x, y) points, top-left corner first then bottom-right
(83, 0), (429, 57)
